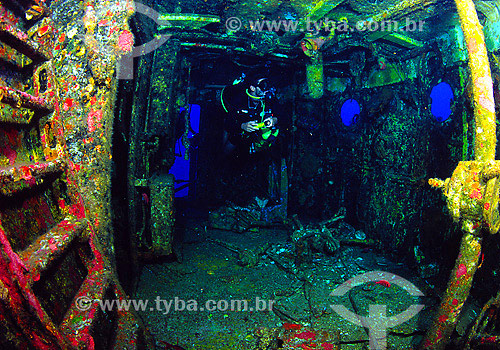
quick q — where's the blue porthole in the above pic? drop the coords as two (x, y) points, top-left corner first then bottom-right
(340, 99), (360, 126)
(430, 82), (453, 122)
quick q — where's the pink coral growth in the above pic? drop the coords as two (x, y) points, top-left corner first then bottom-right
(295, 331), (316, 340)
(479, 93), (495, 113)
(63, 98), (75, 111)
(474, 76), (495, 112)
(456, 263), (467, 278)
(118, 30), (134, 53)
(467, 37), (478, 54)
(87, 108), (103, 132)
(87, 112), (95, 132)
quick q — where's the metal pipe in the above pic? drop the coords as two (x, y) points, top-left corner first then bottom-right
(457, 0), (496, 162)
(420, 229), (482, 349)
(420, 0), (495, 348)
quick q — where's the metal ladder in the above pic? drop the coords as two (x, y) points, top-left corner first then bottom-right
(0, 1), (149, 349)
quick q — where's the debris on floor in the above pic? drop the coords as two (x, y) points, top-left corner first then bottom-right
(208, 196), (286, 233)
(135, 216), (440, 349)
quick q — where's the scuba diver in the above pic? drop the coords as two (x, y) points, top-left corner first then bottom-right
(220, 74), (279, 155)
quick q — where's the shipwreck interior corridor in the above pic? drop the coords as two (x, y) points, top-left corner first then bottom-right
(109, 3), (500, 348)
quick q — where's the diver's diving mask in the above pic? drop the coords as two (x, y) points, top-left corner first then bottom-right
(255, 79), (276, 99)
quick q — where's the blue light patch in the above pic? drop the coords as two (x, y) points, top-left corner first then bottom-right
(340, 99), (360, 126)
(169, 104), (200, 197)
(430, 82), (453, 122)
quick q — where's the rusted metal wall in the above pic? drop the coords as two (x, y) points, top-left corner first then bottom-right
(51, 0), (135, 261)
(290, 52), (467, 263)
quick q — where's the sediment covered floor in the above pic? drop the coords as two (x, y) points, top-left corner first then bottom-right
(135, 220), (438, 349)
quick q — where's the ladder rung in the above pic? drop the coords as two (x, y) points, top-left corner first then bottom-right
(0, 18), (49, 62)
(16, 0), (50, 14)
(25, 2), (51, 22)
(59, 269), (111, 340)
(0, 85), (53, 113)
(0, 159), (66, 196)
(19, 216), (88, 285)
(0, 107), (34, 124)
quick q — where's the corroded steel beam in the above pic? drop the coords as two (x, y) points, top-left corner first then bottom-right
(0, 221), (70, 349)
(367, 0), (443, 22)
(59, 269), (112, 348)
(0, 159), (65, 196)
(157, 13), (220, 30)
(0, 18), (49, 62)
(306, 0), (346, 21)
(0, 85), (53, 113)
(19, 217), (88, 286)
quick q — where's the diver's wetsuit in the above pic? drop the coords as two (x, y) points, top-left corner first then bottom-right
(221, 82), (277, 152)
